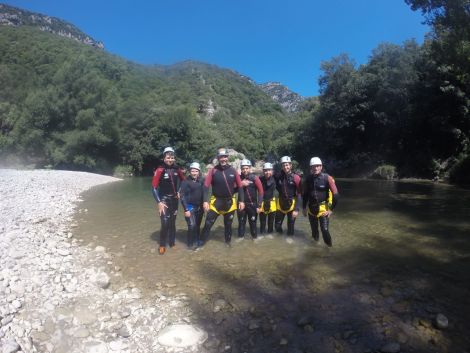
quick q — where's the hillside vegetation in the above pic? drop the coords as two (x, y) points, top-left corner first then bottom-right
(0, 26), (291, 174)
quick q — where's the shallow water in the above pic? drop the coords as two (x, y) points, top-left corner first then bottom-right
(75, 178), (470, 352)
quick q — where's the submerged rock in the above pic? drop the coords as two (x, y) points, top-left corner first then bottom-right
(434, 313), (449, 330)
(157, 324), (207, 348)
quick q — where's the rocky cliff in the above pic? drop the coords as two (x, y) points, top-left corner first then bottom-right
(258, 81), (304, 113)
(0, 3), (104, 48)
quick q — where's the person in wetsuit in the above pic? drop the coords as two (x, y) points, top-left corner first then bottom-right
(302, 157), (339, 247)
(151, 147), (185, 254)
(201, 148), (245, 246)
(237, 159), (263, 240)
(274, 156), (302, 236)
(180, 162), (204, 249)
(259, 162), (277, 235)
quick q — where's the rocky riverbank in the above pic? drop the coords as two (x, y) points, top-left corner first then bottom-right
(0, 169), (206, 353)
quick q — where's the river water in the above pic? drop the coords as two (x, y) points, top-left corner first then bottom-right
(74, 178), (470, 353)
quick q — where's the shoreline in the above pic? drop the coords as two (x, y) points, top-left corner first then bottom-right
(0, 169), (203, 353)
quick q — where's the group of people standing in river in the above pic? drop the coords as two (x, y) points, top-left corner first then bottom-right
(151, 147), (339, 255)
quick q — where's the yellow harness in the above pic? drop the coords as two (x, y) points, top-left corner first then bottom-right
(307, 190), (333, 217)
(260, 197), (277, 214)
(209, 195), (237, 215)
(276, 198), (296, 214)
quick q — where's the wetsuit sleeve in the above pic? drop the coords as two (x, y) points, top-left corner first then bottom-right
(254, 176), (264, 208)
(151, 168), (164, 203)
(328, 175), (339, 209)
(235, 173), (245, 202)
(180, 180), (189, 211)
(177, 168), (186, 181)
(302, 175), (310, 209)
(294, 174), (302, 211)
(203, 169), (214, 202)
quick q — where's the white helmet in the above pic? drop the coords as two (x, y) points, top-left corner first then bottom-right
(189, 162), (200, 171)
(280, 156), (291, 164)
(163, 147), (175, 155)
(310, 157), (322, 166)
(217, 147), (229, 157)
(263, 162), (273, 170)
(240, 159), (252, 167)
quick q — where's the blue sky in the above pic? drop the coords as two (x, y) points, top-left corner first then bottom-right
(4, 0), (429, 97)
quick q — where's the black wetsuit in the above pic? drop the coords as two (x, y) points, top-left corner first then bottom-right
(180, 175), (204, 248)
(237, 173), (263, 239)
(201, 164), (244, 245)
(302, 172), (339, 246)
(274, 171), (302, 236)
(152, 164), (185, 247)
(259, 175), (276, 234)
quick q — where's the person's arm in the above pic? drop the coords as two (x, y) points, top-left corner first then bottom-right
(294, 174), (302, 211)
(235, 173), (245, 203)
(203, 169), (213, 202)
(180, 180), (189, 211)
(254, 176), (264, 208)
(302, 175), (309, 216)
(328, 175), (339, 209)
(151, 168), (164, 202)
(302, 175), (310, 210)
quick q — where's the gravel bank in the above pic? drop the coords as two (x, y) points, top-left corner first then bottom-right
(0, 169), (205, 353)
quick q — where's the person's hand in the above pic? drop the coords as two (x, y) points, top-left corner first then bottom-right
(203, 202), (210, 212)
(184, 210), (191, 218)
(302, 209), (307, 217)
(158, 202), (168, 216)
(322, 210), (333, 217)
(239, 202), (245, 211)
(292, 210), (299, 218)
(241, 179), (251, 187)
(256, 208), (261, 214)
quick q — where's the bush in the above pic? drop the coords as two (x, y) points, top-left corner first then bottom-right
(113, 165), (134, 178)
(449, 154), (470, 184)
(370, 164), (397, 180)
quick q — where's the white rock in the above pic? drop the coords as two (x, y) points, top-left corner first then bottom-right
(2, 339), (21, 353)
(157, 324), (208, 348)
(435, 313), (449, 330)
(57, 248), (71, 256)
(94, 272), (111, 289)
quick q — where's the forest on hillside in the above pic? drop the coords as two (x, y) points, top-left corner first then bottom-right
(0, 0), (469, 183)
(0, 26), (290, 175)
(293, 0), (470, 183)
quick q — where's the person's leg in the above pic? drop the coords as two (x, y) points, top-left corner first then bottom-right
(185, 211), (196, 248)
(286, 212), (296, 236)
(319, 216), (332, 247)
(237, 208), (246, 238)
(308, 213), (320, 241)
(275, 211), (285, 234)
(194, 207), (203, 246)
(201, 210), (219, 245)
(247, 205), (258, 239)
(223, 211), (235, 244)
(259, 212), (266, 234)
(267, 212), (275, 233)
(159, 210), (170, 248)
(168, 198), (178, 247)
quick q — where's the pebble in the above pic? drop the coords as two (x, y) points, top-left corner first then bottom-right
(435, 313), (449, 329)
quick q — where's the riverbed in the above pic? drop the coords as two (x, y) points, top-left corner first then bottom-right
(74, 177), (470, 353)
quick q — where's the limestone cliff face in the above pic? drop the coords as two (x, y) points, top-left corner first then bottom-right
(0, 3), (104, 48)
(258, 82), (304, 113)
